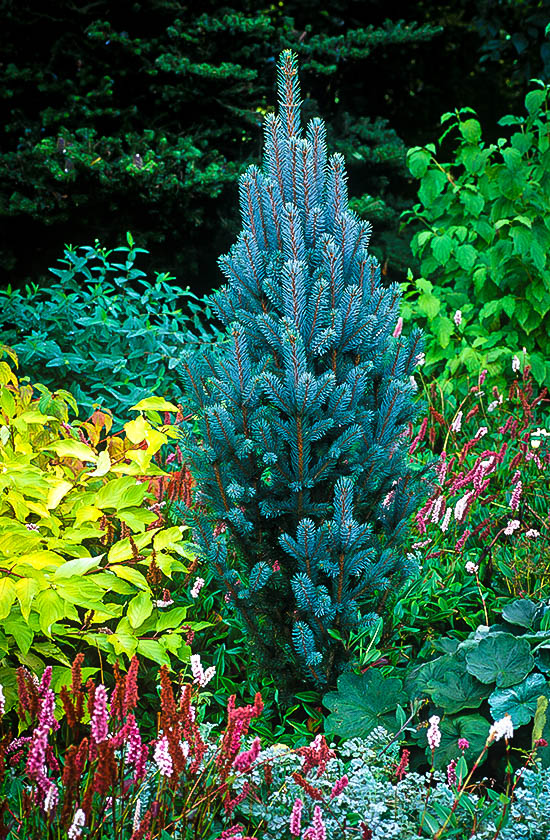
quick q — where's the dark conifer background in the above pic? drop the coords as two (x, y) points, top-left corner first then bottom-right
(1, 0), (549, 295)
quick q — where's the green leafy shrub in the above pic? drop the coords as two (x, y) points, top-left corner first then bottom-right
(402, 81), (550, 386)
(0, 348), (202, 706)
(0, 235), (225, 427)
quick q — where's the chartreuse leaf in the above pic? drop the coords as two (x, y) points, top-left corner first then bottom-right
(130, 397), (179, 412)
(532, 696), (548, 748)
(137, 638), (171, 666)
(15, 577), (40, 620)
(42, 439), (98, 462)
(323, 669), (405, 739)
(465, 633), (534, 688)
(489, 673), (549, 727)
(127, 591), (153, 628)
(0, 578), (17, 620)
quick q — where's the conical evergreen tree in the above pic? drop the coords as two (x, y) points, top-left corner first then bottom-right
(180, 51), (425, 689)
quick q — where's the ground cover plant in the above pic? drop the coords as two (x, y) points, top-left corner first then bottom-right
(1, 656), (549, 839)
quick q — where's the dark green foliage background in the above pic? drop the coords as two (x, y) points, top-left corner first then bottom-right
(2, 0), (548, 295)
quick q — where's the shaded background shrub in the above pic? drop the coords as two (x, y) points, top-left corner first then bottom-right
(2, 0), (549, 294)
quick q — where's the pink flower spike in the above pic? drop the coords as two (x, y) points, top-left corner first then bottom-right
(330, 774), (349, 798)
(90, 684), (109, 744)
(453, 309), (462, 326)
(427, 715), (441, 750)
(458, 738), (469, 751)
(393, 316), (403, 338)
(290, 797), (303, 837)
(233, 736), (261, 772)
(154, 735), (173, 777)
(447, 758), (457, 787)
(190, 577), (205, 599)
(510, 481), (522, 511)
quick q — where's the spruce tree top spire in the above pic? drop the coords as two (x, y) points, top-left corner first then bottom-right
(180, 51), (424, 688)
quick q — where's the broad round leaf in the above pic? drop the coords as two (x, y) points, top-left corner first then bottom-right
(323, 669), (406, 739)
(501, 599), (537, 630)
(466, 633), (534, 688)
(432, 664), (490, 714)
(424, 714), (489, 770)
(489, 673), (550, 727)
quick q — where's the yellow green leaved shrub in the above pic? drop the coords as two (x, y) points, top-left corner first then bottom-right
(0, 346), (201, 710)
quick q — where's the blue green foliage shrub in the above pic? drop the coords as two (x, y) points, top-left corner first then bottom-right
(179, 51), (426, 690)
(0, 235), (225, 426)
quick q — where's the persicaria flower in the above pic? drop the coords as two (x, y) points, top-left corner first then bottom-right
(512, 355), (520, 372)
(465, 561), (478, 575)
(458, 738), (469, 750)
(447, 758), (457, 786)
(440, 508), (452, 533)
(303, 806), (326, 840)
(393, 316), (403, 337)
(190, 577), (205, 598)
(43, 783), (58, 814)
(416, 352), (425, 366)
(394, 749), (409, 781)
(233, 736), (261, 772)
(488, 714), (514, 742)
(190, 654), (216, 687)
(535, 738), (549, 748)
(451, 411), (463, 433)
(475, 426), (488, 438)
(504, 519), (520, 535)
(91, 685), (109, 744)
(453, 310), (462, 326)
(0, 684), (4, 717)
(454, 491), (472, 523)
(154, 735), (173, 777)
(290, 797), (303, 837)
(68, 809), (86, 840)
(525, 529), (540, 538)
(510, 481), (522, 510)
(330, 774), (349, 798)
(427, 715), (441, 750)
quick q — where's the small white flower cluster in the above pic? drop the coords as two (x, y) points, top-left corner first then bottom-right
(530, 427), (550, 449)
(190, 653), (215, 687)
(465, 561), (479, 575)
(488, 714), (514, 743)
(504, 519), (520, 536)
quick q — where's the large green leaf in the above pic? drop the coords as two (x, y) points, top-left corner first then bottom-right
(404, 655), (452, 700)
(431, 663), (490, 714)
(489, 673), (550, 727)
(428, 714), (489, 770)
(465, 633), (534, 688)
(323, 669), (405, 739)
(501, 599), (537, 630)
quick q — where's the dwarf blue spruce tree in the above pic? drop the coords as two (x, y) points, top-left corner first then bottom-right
(179, 51), (425, 688)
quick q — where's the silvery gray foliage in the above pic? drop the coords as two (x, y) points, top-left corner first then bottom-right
(230, 728), (549, 840)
